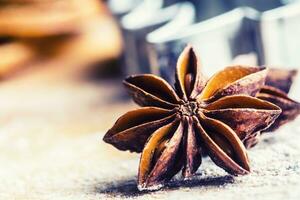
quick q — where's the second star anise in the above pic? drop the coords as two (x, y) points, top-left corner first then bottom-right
(259, 69), (300, 132)
(103, 45), (281, 191)
(243, 68), (300, 148)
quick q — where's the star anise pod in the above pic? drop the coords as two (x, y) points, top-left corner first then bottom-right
(243, 68), (300, 148)
(103, 45), (281, 191)
(265, 68), (298, 93)
(264, 68), (300, 132)
(258, 86), (300, 132)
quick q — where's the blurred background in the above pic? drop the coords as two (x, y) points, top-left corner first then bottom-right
(111, 0), (300, 83)
(0, 0), (300, 199)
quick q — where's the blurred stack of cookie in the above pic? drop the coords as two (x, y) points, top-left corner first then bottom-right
(0, 0), (122, 78)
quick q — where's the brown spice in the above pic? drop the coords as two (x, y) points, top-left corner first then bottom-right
(265, 68), (297, 94)
(244, 69), (300, 148)
(258, 86), (300, 132)
(103, 45), (281, 191)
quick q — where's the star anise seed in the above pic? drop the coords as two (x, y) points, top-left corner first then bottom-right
(103, 45), (281, 191)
